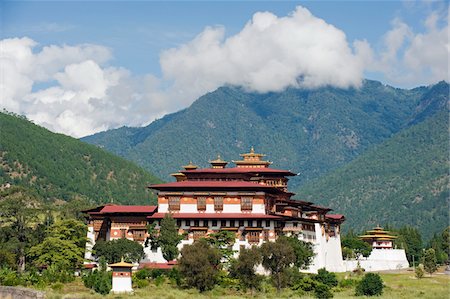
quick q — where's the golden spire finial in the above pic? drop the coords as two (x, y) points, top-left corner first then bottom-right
(217, 154), (221, 159)
(250, 146), (255, 153)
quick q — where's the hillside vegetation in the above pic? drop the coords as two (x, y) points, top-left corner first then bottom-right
(83, 80), (432, 187)
(296, 110), (449, 237)
(0, 112), (161, 205)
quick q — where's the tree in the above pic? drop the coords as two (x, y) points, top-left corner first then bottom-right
(229, 247), (263, 292)
(178, 240), (221, 292)
(427, 226), (450, 265)
(394, 226), (423, 264)
(0, 186), (40, 272)
(260, 238), (295, 292)
(341, 235), (372, 259)
(422, 248), (437, 276)
(28, 236), (85, 271)
(314, 268), (338, 288)
(150, 214), (183, 262)
(279, 236), (315, 269)
(93, 238), (144, 264)
(355, 273), (384, 296)
(314, 282), (333, 299)
(205, 230), (236, 265)
(415, 264), (424, 279)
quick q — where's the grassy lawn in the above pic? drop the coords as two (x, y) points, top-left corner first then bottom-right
(45, 270), (450, 299)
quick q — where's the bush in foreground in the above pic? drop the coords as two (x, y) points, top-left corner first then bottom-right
(355, 273), (384, 296)
(178, 240), (221, 292)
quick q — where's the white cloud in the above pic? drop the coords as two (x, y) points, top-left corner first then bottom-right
(1, 6), (448, 138)
(0, 37), (164, 137)
(160, 6), (366, 102)
(366, 9), (449, 86)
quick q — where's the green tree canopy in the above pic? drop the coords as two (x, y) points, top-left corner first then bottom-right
(0, 186), (41, 272)
(422, 248), (438, 276)
(178, 240), (221, 292)
(156, 214), (184, 262)
(93, 238), (144, 264)
(279, 236), (315, 269)
(260, 237), (296, 292)
(28, 236), (85, 271)
(341, 235), (372, 259)
(229, 247), (263, 292)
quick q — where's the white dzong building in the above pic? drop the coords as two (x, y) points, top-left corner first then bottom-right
(84, 149), (346, 272)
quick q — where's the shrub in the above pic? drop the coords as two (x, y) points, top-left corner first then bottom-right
(0, 268), (22, 286)
(293, 276), (317, 292)
(82, 269), (112, 295)
(154, 275), (165, 286)
(134, 268), (152, 280)
(134, 278), (149, 288)
(314, 282), (333, 299)
(339, 278), (358, 288)
(150, 268), (164, 279)
(355, 273), (384, 296)
(314, 268), (338, 287)
(178, 240), (221, 292)
(167, 267), (181, 285)
(415, 264), (424, 279)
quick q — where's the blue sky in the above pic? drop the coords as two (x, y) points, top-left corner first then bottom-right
(1, 1), (448, 137)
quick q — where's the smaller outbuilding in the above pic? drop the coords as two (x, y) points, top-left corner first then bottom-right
(109, 259), (134, 294)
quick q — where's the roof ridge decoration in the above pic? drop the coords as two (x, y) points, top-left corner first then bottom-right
(233, 147), (272, 168)
(209, 154), (228, 169)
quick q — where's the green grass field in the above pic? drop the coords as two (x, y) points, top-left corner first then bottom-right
(45, 270), (450, 299)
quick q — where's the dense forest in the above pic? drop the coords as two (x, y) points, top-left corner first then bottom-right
(83, 80), (436, 187)
(296, 110), (449, 237)
(0, 111), (161, 205)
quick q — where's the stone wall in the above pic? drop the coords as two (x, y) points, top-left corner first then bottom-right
(0, 286), (45, 299)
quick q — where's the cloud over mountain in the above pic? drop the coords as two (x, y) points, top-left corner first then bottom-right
(161, 6), (366, 96)
(0, 6), (448, 137)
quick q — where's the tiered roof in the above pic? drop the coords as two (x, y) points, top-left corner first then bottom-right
(359, 226), (397, 241)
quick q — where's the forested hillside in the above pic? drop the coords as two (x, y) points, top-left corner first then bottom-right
(83, 80), (432, 187)
(0, 112), (161, 205)
(296, 110), (449, 237)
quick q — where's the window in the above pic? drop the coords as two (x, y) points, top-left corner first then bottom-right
(168, 196), (180, 211)
(241, 197), (252, 211)
(221, 220), (227, 227)
(132, 230), (146, 241)
(120, 229), (127, 238)
(265, 220), (271, 227)
(212, 220), (217, 227)
(202, 220), (208, 227)
(248, 220), (253, 227)
(193, 230), (206, 241)
(230, 220), (235, 227)
(239, 220), (244, 227)
(194, 220), (199, 227)
(185, 220), (191, 226)
(247, 231), (260, 244)
(197, 197), (206, 211)
(214, 197), (223, 211)
(176, 220), (181, 227)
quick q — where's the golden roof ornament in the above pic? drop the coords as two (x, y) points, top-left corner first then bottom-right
(209, 154), (228, 168)
(182, 161), (198, 171)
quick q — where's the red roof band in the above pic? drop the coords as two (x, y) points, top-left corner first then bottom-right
(148, 213), (283, 219)
(182, 167), (296, 176)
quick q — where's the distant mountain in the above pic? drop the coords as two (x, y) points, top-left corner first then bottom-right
(295, 108), (449, 237)
(83, 80), (438, 188)
(0, 112), (161, 205)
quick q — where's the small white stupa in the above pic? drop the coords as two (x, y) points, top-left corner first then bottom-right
(109, 258), (134, 294)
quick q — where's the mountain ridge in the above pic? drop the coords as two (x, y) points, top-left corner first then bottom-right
(0, 112), (162, 205)
(83, 79), (435, 188)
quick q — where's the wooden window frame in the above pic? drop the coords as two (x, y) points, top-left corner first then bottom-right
(168, 196), (180, 211)
(197, 196), (206, 211)
(241, 196), (253, 211)
(214, 196), (223, 211)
